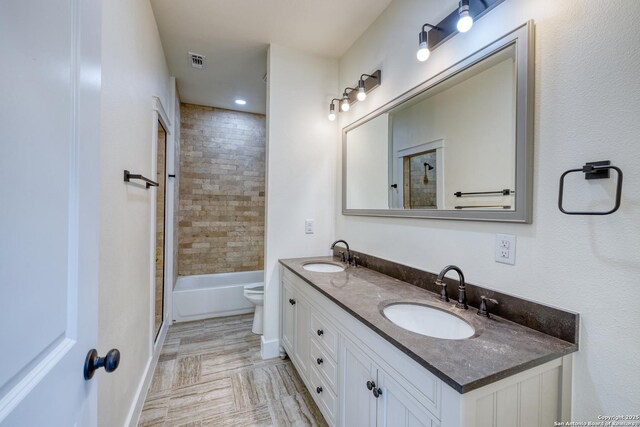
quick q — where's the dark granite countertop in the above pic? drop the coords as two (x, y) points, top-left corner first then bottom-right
(279, 256), (578, 394)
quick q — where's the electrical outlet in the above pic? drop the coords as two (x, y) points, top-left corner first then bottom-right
(495, 234), (516, 265)
(305, 219), (315, 234)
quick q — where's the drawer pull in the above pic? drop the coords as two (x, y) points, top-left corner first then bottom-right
(373, 387), (382, 398)
(316, 386), (323, 394)
(317, 329), (324, 336)
(316, 357), (323, 365)
(289, 298), (296, 305)
(366, 380), (375, 391)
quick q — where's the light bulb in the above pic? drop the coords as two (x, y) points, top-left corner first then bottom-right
(416, 41), (430, 62)
(328, 103), (336, 121)
(457, 11), (473, 33)
(357, 87), (366, 101)
(341, 100), (350, 112)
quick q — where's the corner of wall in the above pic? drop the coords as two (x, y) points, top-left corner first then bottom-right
(262, 44), (340, 357)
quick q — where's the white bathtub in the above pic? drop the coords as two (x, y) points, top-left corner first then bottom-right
(173, 270), (264, 323)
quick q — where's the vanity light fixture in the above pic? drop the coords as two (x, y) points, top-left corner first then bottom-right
(327, 70), (381, 120)
(457, 0), (474, 33)
(417, 0), (505, 62)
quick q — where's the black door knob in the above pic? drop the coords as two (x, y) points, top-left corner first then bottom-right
(316, 329), (324, 336)
(373, 387), (382, 398)
(84, 348), (120, 380)
(317, 357), (323, 365)
(366, 380), (375, 390)
(289, 298), (296, 305)
(316, 386), (323, 394)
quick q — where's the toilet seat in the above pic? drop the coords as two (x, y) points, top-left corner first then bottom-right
(244, 285), (264, 294)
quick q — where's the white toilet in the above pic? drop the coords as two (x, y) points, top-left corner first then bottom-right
(243, 284), (264, 334)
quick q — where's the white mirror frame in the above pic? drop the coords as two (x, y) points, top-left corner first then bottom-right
(342, 21), (534, 223)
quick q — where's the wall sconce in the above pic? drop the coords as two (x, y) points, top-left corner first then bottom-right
(417, 0), (505, 62)
(417, 24), (439, 62)
(357, 74), (378, 101)
(328, 98), (341, 121)
(457, 0), (474, 33)
(341, 88), (355, 112)
(327, 70), (382, 120)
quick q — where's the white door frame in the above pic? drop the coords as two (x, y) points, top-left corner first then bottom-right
(150, 96), (172, 352)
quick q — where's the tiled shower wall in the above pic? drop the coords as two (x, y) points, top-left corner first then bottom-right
(178, 104), (266, 275)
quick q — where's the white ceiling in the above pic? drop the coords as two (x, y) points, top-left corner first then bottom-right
(150, 0), (394, 114)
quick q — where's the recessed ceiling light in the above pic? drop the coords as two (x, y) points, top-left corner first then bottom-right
(235, 99), (247, 105)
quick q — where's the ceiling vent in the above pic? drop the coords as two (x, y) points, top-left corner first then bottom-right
(188, 52), (206, 69)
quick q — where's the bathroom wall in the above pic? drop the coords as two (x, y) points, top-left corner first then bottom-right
(99, 0), (172, 425)
(178, 104), (266, 275)
(336, 0), (640, 420)
(263, 44), (339, 357)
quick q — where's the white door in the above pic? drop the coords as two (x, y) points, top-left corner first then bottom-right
(0, 0), (102, 425)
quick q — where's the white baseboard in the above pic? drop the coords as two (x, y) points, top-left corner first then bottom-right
(126, 320), (169, 427)
(260, 336), (280, 359)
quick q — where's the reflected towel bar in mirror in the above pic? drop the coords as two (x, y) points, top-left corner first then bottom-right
(455, 205), (511, 209)
(123, 170), (159, 189)
(454, 189), (514, 197)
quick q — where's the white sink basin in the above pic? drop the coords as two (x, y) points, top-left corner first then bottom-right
(383, 303), (475, 340)
(302, 262), (345, 273)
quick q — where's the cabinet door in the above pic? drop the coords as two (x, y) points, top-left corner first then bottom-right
(282, 281), (296, 353)
(376, 370), (437, 427)
(340, 338), (377, 427)
(294, 295), (310, 379)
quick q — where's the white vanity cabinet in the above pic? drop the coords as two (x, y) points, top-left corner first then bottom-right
(280, 266), (572, 427)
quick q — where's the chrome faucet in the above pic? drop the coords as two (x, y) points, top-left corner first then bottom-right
(330, 240), (352, 264)
(435, 265), (467, 309)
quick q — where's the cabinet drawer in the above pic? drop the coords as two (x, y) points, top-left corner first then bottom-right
(309, 337), (338, 393)
(309, 311), (338, 360)
(309, 365), (338, 426)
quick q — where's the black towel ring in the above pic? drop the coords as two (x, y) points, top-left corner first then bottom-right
(558, 161), (623, 215)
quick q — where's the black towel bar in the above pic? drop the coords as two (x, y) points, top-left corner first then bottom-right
(123, 170), (158, 189)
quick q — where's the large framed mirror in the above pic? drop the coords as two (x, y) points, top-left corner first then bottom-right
(342, 22), (534, 222)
